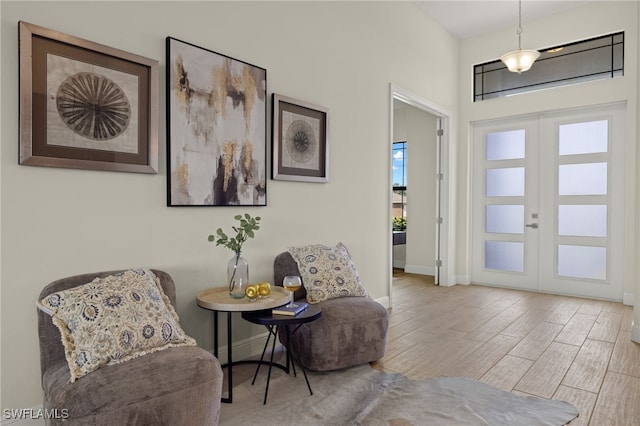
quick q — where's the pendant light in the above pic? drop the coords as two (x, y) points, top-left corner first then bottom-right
(500, 0), (540, 73)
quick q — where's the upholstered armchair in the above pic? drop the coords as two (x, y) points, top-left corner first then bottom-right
(37, 269), (223, 425)
(274, 246), (389, 371)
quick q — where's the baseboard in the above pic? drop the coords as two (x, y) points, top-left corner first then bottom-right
(623, 292), (634, 306)
(403, 265), (435, 275)
(208, 331), (270, 365)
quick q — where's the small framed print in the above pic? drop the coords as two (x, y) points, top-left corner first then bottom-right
(272, 94), (329, 183)
(19, 21), (159, 173)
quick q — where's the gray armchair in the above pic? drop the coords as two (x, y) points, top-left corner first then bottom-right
(37, 269), (223, 426)
(274, 252), (389, 371)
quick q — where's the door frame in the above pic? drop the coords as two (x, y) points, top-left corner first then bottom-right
(388, 84), (455, 308)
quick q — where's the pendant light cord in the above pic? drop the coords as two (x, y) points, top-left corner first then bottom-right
(517, 0), (523, 50)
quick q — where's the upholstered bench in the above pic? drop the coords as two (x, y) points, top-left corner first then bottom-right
(274, 248), (389, 371)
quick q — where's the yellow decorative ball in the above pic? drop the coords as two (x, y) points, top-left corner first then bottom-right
(245, 285), (258, 300)
(258, 282), (271, 298)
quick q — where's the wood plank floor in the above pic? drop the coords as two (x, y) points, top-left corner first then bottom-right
(371, 271), (640, 426)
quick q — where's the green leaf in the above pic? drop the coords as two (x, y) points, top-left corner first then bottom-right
(208, 213), (261, 253)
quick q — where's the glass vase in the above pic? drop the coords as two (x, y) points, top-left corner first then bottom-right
(228, 252), (248, 299)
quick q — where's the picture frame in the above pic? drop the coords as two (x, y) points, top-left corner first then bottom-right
(166, 37), (267, 206)
(19, 21), (159, 174)
(272, 94), (329, 183)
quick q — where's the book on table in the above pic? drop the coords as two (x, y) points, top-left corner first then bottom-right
(272, 302), (308, 316)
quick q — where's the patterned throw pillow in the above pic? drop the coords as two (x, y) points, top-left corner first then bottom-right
(37, 269), (196, 382)
(288, 242), (368, 304)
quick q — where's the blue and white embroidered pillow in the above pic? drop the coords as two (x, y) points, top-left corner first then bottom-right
(38, 269), (196, 382)
(288, 242), (368, 304)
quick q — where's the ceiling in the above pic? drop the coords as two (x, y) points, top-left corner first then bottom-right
(417, 1), (592, 40)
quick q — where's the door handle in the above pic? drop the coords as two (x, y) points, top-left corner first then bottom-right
(525, 223), (538, 229)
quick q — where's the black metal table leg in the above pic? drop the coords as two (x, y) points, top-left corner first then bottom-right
(196, 287), (294, 405)
(251, 325), (274, 385)
(286, 324), (313, 396)
(213, 311), (219, 358)
(226, 312), (233, 403)
(262, 325), (279, 404)
(240, 305), (321, 403)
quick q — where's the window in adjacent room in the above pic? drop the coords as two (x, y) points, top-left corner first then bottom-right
(393, 141), (407, 244)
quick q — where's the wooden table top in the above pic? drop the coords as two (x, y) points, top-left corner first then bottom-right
(196, 285), (291, 312)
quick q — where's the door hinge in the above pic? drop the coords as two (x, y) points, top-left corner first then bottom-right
(435, 259), (442, 267)
(436, 217), (443, 224)
(436, 173), (444, 181)
(437, 129), (444, 137)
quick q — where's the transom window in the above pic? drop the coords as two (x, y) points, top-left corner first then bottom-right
(474, 32), (624, 101)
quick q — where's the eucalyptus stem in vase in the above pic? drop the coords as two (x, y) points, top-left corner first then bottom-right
(208, 214), (261, 298)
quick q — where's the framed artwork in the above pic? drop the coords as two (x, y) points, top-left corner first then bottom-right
(272, 94), (329, 183)
(166, 37), (267, 206)
(19, 21), (159, 173)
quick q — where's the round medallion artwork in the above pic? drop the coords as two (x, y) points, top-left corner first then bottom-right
(56, 72), (131, 141)
(285, 119), (316, 163)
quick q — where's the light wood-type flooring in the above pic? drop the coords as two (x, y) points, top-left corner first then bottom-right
(371, 271), (640, 425)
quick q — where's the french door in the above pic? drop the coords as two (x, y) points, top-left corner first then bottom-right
(472, 103), (625, 300)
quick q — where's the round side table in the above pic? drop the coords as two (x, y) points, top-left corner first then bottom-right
(196, 286), (290, 403)
(241, 305), (322, 405)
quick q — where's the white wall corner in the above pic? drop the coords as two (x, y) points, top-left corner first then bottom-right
(375, 295), (391, 310)
(632, 322), (640, 343)
(455, 275), (471, 285)
(623, 292), (635, 306)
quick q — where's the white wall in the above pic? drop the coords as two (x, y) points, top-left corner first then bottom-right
(456, 1), (639, 306)
(0, 1), (459, 410)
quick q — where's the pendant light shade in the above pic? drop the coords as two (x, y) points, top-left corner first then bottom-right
(501, 0), (539, 73)
(501, 49), (540, 73)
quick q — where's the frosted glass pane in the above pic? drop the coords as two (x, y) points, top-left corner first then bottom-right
(486, 130), (525, 160)
(486, 205), (524, 234)
(558, 205), (607, 237)
(559, 120), (608, 155)
(485, 241), (524, 272)
(558, 245), (606, 280)
(486, 168), (525, 197)
(558, 163), (607, 195)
